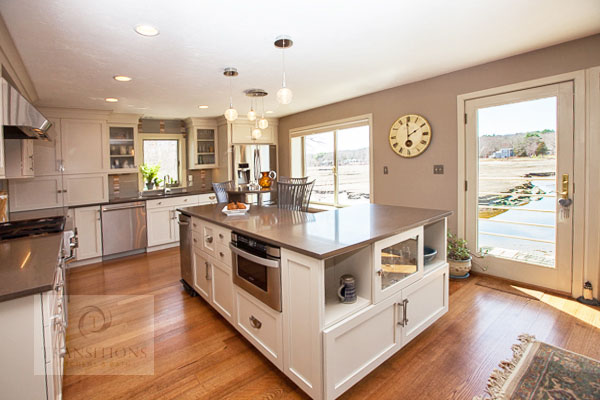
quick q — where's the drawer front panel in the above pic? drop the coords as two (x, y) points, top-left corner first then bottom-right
(215, 243), (232, 267)
(234, 288), (283, 369)
(146, 195), (199, 209)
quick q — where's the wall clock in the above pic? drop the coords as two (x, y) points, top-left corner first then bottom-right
(389, 114), (432, 158)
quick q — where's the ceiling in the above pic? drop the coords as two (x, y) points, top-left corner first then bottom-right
(1, 0), (600, 119)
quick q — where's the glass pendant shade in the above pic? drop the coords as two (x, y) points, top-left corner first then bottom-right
(277, 87), (293, 105)
(224, 107), (238, 122)
(258, 118), (269, 129)
(247, 109), (257, 121)
(251, 127), (262, 140)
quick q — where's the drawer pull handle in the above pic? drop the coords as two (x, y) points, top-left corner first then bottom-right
(249, 316), (262, 329)
(219, 233), (224, 239)
(206, 236), (213, 244)
(219, 252), (224, 257)
(205, 261), (211, 281)
(184, 199), (188, 202)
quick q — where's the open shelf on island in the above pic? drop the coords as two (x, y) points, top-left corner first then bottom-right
(323, 245), (372, 328)
(424, 259), (446, 274)
(423, 218), (447, 273)
(324, 292), (370, 327)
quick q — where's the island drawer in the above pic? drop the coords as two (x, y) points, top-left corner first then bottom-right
(215, 243), (232, 267)
(234, 287), (283, 370)
(191, 217), (202, 233)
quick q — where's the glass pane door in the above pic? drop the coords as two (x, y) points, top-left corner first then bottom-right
(380, 236), (418, 291)
(304, 131), (335, 204)
(109, 127), (135, 170)
(464, 82), (574, 293)
(196, 129), (216, 166)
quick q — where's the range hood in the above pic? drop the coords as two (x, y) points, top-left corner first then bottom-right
(1, 78), (51, 140)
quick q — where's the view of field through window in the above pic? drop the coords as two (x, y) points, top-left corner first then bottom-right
(477, 97), (557, 267)
(303, 125), (370, 206)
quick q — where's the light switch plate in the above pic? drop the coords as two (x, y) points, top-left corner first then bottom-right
(433, 165), (444, 174)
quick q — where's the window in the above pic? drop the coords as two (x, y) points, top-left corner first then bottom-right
(139, 133), (185, 188)
(291, 116), (372, 207)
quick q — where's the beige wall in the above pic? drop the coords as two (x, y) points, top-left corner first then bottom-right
(278, 34), (600, 232)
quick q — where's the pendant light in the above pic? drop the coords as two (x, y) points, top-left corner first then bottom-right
(247, 97), (257, 121)
(252, 121), (262, 140)
(223, 67), (239, 122)
(258, 96), (269, 129)
(274, 35), (293, 105)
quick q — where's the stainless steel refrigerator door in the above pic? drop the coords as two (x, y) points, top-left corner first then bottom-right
(178, 214), (193, 285)
(232, 144), (277, 186)
(101, 202), (147, 256)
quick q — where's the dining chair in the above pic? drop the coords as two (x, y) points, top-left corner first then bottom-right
(278, 176), (309, 184)
(277, 180), (315, 212)
(212, 181), (234, 203)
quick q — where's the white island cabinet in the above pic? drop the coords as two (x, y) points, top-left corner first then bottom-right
(179, 204), (450, 400)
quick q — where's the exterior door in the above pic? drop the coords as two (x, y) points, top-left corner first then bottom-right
(465, 82), (574, 292)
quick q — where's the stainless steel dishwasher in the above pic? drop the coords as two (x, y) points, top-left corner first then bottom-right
(101, 201), (147, 258)
(178, 213), (196, 296)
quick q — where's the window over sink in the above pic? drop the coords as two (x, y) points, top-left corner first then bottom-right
(139, 133), (185, 189)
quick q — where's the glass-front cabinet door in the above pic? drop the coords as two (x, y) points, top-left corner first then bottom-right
(373, 226), (424, 303)
(109, 125), (138, 173)
(186, 118), (219, 170)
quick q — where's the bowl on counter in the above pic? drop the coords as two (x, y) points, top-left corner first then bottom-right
(424, 246), (437, 264)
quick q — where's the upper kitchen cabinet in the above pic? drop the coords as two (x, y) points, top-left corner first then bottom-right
(107, 114), (141, 174)
(4, 139), (34, 178)
(60, 118), (109, 173)
(231, 118), (277, 144)
(186, 118), (218, 170)
(33, 117), (62, 176)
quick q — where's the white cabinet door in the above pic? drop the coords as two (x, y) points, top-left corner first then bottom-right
(4, 139), (34, 178)
(399, 264), (448, 345)
(323, 295), (401, 400)
(62, 173), (108, 206)
(74, 206), (103, 260)
(8, 176), (63, 211)
(61, 119), (108, 173)
(147, 206), (175, 246)
(210, 258), (234, 323)
(231, 122), (275, 144)
(201, 222), (216, 256)
(33, 117), (61, 176)
(193, 247), (211, 301)
(372, 226), (424, 303)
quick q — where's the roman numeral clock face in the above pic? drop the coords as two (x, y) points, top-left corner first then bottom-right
(389, 114), (432, 158)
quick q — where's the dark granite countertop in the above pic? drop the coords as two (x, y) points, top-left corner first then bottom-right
(179, 203), (451, 259)
(0, 233), (63, 302)
(69, 188), (215, 208)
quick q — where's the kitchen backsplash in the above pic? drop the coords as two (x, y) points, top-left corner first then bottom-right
(108, 169), (213, 199)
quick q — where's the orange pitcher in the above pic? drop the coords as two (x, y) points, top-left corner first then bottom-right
(258, 171), (277, 188)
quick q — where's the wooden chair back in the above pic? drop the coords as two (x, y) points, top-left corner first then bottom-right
(277, 180), (315, 212)
(212, 181), (234, 203)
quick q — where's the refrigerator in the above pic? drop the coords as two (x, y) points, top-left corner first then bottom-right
(232, 144), (277, 186)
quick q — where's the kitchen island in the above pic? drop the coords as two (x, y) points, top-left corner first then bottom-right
(179, 203), (451, 400)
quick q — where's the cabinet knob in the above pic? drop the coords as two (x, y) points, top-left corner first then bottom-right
(184, 199), (188, 202)
(377, 270), (383, 276)
(219, 251), (224, 257)
(193, 223), (197, 228)
(158, 201), (162, 205)
(219, 233), (224, 239)
(206, 236), (213, 244)
(249, 316), (262, 329)
(193, 238), (197, 243)
(209, 195), (216, 200)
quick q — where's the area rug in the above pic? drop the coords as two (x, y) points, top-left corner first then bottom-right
(474, 334), (600, 400)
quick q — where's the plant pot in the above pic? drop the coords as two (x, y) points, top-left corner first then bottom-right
(448, 256), (472, 278)
(146, 182), (155, 190)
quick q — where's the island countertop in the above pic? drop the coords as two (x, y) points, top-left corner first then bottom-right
(178, 203), (451, 259)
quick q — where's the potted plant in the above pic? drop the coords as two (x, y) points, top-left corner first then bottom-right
(447, 232), (472, 278)
(140, 163), (161, 190)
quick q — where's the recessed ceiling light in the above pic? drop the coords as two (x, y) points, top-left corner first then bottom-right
(134, 24), (159, 37)
(265, 110), (274, 114)
(105, 97), (119, 103)
(198, 105), (209, 109)
(113, 75), (132, 82)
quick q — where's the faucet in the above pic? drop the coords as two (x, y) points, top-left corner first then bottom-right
(163, 175), (171, 195)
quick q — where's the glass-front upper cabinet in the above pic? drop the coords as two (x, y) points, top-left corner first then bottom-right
(186, 118), (218, 170)
(373, 226), (424, 303)
(109, 124), (138, 173)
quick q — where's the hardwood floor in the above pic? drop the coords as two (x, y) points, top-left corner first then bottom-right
(63, 248), (600, 400)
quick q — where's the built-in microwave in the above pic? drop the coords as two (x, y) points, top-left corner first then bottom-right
(230, 232), (281, 312)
